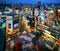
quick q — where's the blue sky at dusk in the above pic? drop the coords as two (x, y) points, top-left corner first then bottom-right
(0, 0), (60, 4)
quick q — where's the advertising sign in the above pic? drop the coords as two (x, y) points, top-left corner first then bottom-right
(6, 16), (13, 33)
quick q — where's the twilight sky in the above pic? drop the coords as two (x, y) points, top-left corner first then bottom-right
(0, 0), (60, 4)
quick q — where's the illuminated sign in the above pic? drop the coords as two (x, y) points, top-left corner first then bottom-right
(58, 9), (60, 12)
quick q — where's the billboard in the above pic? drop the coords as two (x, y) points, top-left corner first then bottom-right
(6, 16), (13, 33)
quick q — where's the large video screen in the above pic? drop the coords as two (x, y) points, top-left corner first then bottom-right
(1, 16), (6, 28)
(1, 22), (6, 28)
